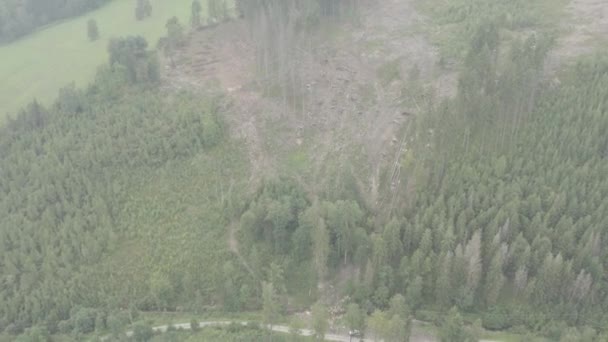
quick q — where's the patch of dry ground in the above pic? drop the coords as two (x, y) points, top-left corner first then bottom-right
(163, 0), (453, 214)
(546, 0), (608, 74)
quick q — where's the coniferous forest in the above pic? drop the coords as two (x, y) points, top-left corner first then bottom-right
(1, 0), (608, 341)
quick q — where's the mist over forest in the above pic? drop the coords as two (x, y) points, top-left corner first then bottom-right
(0, 0), (607, 341)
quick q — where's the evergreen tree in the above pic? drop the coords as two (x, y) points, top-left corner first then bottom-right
(440, 307), (467, 342)
(262, 282), (279, 330)
(484, 250), (505, 307)
(87, 19), (99, 41)
(311, 302), (329, 340)
(345, 303), (365, 333)
(191, 0), (202, 28)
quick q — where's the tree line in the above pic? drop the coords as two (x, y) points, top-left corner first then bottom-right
(0, 0), (110, 43)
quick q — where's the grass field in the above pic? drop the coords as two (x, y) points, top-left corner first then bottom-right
(0, 0), (201, 123)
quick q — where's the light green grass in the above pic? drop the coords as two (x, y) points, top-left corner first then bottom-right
(0, 0), (201, 123)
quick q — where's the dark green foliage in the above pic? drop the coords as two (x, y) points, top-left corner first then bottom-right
(108, 36), (159, 83)
(0, 47), (226, 331)
(238, 178), (371, 304)
(345, 303), (365, 333)
(311, 302), (329, 340)
(387, 25), (608, 335)
(440, 307), (467, 342)
(132, 323), (154, 342)
(0, 0), (110, 43)
(190, 319), (199, 331)
(162, 17), (185, 67)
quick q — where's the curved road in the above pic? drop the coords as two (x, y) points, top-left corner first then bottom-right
(114, 320), (498, 342)
(118, 321), (372, 341)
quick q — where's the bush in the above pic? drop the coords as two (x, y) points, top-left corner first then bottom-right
(107, 313), (127, 336)
(416, 310), (442, 326)
(482, 306), (513, 331)
(57, 320), (73, 334)
(190, 319), (199, 331)
(5, 322), (24, 335)
(73, 308), (97, 334)
(16, 325), (50, 342)
(227, 322), (244, 333)
(132, 323), (154, 342)
(542, 320), (568, 341)
(246, 321), (261, 330)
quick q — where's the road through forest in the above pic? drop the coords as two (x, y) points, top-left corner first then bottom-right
(111, 320), (500, 342)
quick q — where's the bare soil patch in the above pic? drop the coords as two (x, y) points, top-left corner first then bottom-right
(546, 0), (608, 74)
(162, 0), (454, 212)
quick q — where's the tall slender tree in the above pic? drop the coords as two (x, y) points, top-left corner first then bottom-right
(191, 0), (202, 28)
(87, 19), (99, 41)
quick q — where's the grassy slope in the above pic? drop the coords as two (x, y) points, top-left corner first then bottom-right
(0, 0), (200, 123)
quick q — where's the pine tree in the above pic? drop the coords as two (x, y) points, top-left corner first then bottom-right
(484, 249), (505, 307)
(262, 282), (279, 330)
(87, 19), (99, 41)
(345, 303), (365, 333)
(311, 302), (329, 340)
(440, 307), (466, 342)
(191, 0), (202, 28)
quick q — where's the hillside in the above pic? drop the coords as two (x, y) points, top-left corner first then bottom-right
(0, 0), (198, 123)
(1, 0), (608, 341)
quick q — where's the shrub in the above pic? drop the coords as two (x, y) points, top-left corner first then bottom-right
(190, 319), (200, 331)
(132, 323), (154, 342)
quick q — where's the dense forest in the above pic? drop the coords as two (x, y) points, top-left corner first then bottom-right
(0, 36), (233, 337)
(228, 12), (608, 341)
(0, 0), (109, 43)
(1, 0), (608, 341)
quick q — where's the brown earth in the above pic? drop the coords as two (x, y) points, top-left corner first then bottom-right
(545, 0), (608, 74)
(162, 0), (453, 216)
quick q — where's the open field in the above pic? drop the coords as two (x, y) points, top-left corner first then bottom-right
(0, 0), (199, 123)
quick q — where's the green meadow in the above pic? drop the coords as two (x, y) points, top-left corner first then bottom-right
(0, 0), (199, 123)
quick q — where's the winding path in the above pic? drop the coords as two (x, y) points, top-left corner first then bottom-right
(118, 321), (374, 341)
(110, 320), (499, 342)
